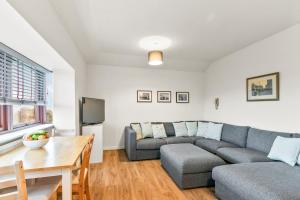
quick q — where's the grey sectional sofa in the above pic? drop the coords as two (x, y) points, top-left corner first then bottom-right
(124, 121), (300, 200)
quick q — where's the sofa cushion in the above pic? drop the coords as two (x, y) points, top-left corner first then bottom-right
(221, 124), (249, 147)
(196, 121), (209, 137)
(217, 147), (272, 163)
(212, 162), (300, 200)
(186, 121), (198, 136)
(246, 128), (293, 153)
(205, 122), (223, 141)
(152, 124), (167, 139)
(163, 122), (175, 137)
(194, 138), (238, 154)
(136, 138), (167, 150)
(130, 123), (143, 140)
(268, 136), (300, 166)
(189, 136), (205, 143)
(140, 122), (153, 138)
(163, 136), (194, 144)
(173, 122), (188, 137)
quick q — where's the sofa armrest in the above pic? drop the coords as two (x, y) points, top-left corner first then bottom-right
(124, 126), (137, 161)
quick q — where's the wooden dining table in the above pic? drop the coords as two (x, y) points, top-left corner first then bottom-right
(0, 135), (91, 200)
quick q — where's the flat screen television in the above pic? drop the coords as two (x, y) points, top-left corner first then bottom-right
(81, 97), (105, 125)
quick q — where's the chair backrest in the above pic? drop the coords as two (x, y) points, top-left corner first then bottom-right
(0, 161), (28, 200)
(79, 135), (95, 186)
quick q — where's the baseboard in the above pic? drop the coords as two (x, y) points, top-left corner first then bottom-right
(104, 146), (125, 150)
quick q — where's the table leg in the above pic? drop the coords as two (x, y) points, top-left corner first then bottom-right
(62, 168), (72, 200)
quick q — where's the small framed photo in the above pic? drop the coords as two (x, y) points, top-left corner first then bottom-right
(247, 72), (279, 101)
(137, 90), (152, 103)
(176, 92), (189, 103)
(157, 91), (171, 103)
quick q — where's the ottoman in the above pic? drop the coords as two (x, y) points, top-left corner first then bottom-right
(160, 143), (226, 189)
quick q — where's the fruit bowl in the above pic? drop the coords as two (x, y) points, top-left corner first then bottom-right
(22, 130), (50, 149)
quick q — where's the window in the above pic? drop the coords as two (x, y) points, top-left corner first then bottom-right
(13, 105), (39, 128)
(0, 43), (53, 133)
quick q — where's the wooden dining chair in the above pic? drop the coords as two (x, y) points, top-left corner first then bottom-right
(58, 135), (95, 200)
(0, 160), (60, 200)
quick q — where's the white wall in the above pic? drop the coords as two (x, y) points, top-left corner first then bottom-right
(87, 65), (204, 149)
(203, 24), (300, 133)
(53, 68), (76, 131)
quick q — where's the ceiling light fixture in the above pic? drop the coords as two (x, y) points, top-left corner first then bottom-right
(148, 50), (163, 66)
(139, 36), (171, 66)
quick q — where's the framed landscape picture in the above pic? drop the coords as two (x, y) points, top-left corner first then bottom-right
(137, 90), (152, 103)
(157, 91), (171, 103)
(176, 92), (189, 103)
(246, 72), (279, 101)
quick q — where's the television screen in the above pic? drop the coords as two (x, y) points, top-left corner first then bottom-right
(82, 97), (105, 125)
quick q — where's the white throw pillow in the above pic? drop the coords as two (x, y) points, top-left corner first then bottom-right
(268, 136), (300, 166)
(298, 154), (300, 166)
(173, 122), (188, 137)
(186, 122), (198, 136)
(205, 122), (223, 141)
(197, 122), (209, 137)
(152, 124), (167, 139)
(130, 123), (143, 140)
(140, 122), (153, 138)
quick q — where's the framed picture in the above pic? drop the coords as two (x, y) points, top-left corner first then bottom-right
(246, 72), (279, 101)
(176, 92), (189, 103)
(137, 90), (152, 103)
(157, 91), (171, 103)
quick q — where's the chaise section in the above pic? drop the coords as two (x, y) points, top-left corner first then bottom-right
(213, 162), (300, 200)
(194, 138), (238, 154)
(160, 144), (226, 189)
(216, 147), (271, 163)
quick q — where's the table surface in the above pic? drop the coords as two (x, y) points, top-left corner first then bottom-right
(0, 136), (91, 172)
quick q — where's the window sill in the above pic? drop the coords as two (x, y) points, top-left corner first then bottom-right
(0, 124), (54, 146)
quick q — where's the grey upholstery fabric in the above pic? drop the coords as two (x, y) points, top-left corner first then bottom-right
(160, 144), (225, 174)
(293, 133), (300, 138)
(161, 155), (214, 189)
(160, 143), (225, 189)
(136, 150), (160, 160)
(136, 138), (167, 150)
(221, 124), (249, 147)
(124, 126), (137, 161)
(216, 147), (272, 163)
(194, 138), (238, 154)
(163, 122), (175, 137)
(163, 136), (194, 144)
(189, 136), (205, 143)
(246, 128), (293, 153)
(213, 162), (300, 200)
(215, 182), (243, 200)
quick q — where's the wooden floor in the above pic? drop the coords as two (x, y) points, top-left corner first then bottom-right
(89, 150), (217, 200)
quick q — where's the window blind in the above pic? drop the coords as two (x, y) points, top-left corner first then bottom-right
(0, 43), (50, 105)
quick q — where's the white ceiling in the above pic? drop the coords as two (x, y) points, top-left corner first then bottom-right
(48, 0), (299, 71)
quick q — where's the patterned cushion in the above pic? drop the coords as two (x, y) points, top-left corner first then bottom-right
(152, 124), (167, 139)
(173, 122), (188, 137)
(140, 122), (153, 138)
(186, 121), (198, 136)
(130, 123), (143, 140)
